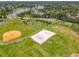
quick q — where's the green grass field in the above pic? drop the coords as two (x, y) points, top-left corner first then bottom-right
(0, 18), (79, 57)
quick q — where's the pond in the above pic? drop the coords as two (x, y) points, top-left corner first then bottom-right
(6, 8), (30, 17)
(0, 20), (6, 24)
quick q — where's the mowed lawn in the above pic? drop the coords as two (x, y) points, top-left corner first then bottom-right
(0, 18), (48, 40)
(0, 18), (79, 57)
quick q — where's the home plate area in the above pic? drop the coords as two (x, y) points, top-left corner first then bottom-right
(31, 29), (56, 44)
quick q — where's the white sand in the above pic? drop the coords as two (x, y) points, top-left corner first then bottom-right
(31, 29), (56, 44)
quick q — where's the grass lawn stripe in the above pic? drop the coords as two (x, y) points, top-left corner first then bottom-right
(33, 44), (51, 57)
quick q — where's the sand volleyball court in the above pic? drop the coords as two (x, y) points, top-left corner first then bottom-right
(2, 30), (22, 42)
(31, 30), (56, 44)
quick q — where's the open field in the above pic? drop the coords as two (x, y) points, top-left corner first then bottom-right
(0, 18), (79, 57)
